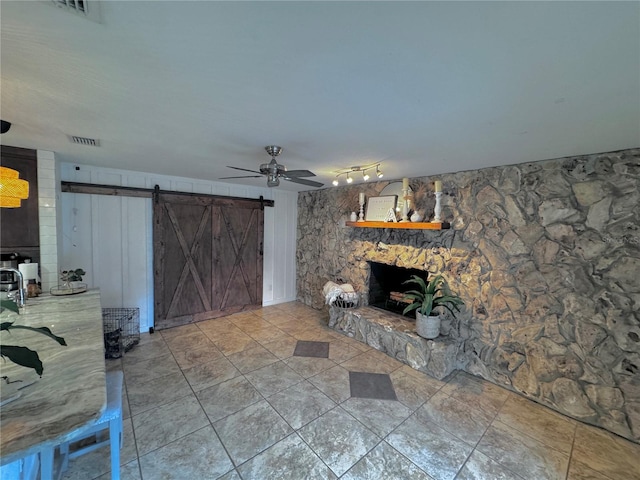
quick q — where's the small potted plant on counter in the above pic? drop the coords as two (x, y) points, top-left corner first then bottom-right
(53, 268), (87, 295)
(401, 274), (464, 339)
(60, 268), (86, 287)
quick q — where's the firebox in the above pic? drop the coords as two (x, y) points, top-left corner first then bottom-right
(367, 261), (427, 317)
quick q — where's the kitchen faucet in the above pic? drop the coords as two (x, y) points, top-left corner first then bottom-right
(0, 267), (25, 308)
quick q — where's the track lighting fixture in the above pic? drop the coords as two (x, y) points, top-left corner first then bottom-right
(331, 162), (383, 186)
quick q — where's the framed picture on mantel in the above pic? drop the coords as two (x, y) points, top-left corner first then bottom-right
(365, 195), (397, 221)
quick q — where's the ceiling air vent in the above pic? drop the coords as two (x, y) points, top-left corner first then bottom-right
(68, 135), (100, 147)
(50, 0), (102, 23)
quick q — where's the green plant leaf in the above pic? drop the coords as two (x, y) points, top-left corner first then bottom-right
(5, 324), (67, 346)
(402, 290), (423, 298)
(0, 345), (44, 376)
(403, 275), (427, 291)
(400, 274), (465, 319)
(0, 300), (20, 314)
(402, 302), (421, 316)
(1, 321), (15, 331)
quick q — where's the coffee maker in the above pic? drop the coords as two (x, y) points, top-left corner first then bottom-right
(0, 252), (29, 292)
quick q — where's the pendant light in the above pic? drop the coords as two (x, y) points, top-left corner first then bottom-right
(0, 166), (29, 208)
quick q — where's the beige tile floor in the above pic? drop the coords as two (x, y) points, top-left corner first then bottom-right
(62, 302), (640, 480)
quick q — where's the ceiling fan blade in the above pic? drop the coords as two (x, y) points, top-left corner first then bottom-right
(283, 169), (316, 178)
(284, 177), (324, 187)
(219, 175), (263, 179)
(227, 166), (263, 174)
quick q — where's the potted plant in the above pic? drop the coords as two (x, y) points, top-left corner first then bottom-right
(401, 274), (465, 339)
(0, 300), (67, 377)
(60, 268), (86, 289)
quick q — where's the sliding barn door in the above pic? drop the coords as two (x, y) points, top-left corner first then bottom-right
(153, 193), (264, 330)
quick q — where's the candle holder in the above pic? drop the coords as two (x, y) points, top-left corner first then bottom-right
(400, 188), (412, 222)
(358, 196), (365, 222)
(433, 191), (443, 223)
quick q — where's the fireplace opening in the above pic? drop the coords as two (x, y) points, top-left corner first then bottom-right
(368, 262), (427, 317)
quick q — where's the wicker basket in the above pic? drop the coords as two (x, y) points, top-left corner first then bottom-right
(331, 292), (360, 310)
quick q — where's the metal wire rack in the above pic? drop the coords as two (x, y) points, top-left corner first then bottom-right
(102, 307), (140, 359)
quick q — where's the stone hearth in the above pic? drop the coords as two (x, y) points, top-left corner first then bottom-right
(328, 305), (465, 380)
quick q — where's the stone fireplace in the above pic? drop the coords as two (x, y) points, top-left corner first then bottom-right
(297, 148), (640, 444)
(329, 254), (465, 381)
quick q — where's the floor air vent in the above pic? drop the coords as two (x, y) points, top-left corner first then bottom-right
(68, 135), (100, 147)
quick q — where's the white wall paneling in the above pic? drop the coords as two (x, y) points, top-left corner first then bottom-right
(263, 189), (298, 305)
(60, 163), (298, 331)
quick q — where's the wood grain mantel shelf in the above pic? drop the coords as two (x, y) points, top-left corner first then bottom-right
(346, 221), (450, 230)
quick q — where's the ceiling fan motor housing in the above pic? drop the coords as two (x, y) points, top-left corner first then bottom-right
(221, 145), (323, 188)
(260, 158), (285, 175)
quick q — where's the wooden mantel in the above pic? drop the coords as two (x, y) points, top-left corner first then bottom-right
(345, 221), (450, 230)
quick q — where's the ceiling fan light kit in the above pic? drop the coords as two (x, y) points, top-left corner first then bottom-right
(220, 145), (324, 188)
(267, 174), (280, 187)
(332, 162), (382, 186)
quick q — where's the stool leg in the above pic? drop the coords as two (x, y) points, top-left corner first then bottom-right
(59, 442), (70, 473)
(24, 453), (39, 480)
(109, 418), (121, 480)
(40, 447), (54, 480)
(0, 458), (22, 480)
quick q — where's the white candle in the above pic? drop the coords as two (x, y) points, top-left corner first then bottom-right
(402, 177), (409, 190)
(359, 192), (365, 205)
(434, 180), (442, 192)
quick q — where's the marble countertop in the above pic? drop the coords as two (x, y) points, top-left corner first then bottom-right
(0, 290), (106, 463)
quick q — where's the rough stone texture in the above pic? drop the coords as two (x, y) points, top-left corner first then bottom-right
(550, 377), (596, 419)
(297, 148), (640, 443)
(328, 306), (464, 380)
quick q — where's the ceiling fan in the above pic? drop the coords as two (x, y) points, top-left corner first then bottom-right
(220, 146), (324, 188)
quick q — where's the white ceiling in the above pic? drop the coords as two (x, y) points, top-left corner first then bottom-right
(1, 1), (639, 191)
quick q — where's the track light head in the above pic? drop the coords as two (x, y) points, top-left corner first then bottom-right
(332, 179), (339, 186)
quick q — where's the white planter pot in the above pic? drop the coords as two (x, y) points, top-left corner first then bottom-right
(416, 312), (441, 339)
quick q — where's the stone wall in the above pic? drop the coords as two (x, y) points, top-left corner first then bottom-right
(296, 148), (640, 443)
